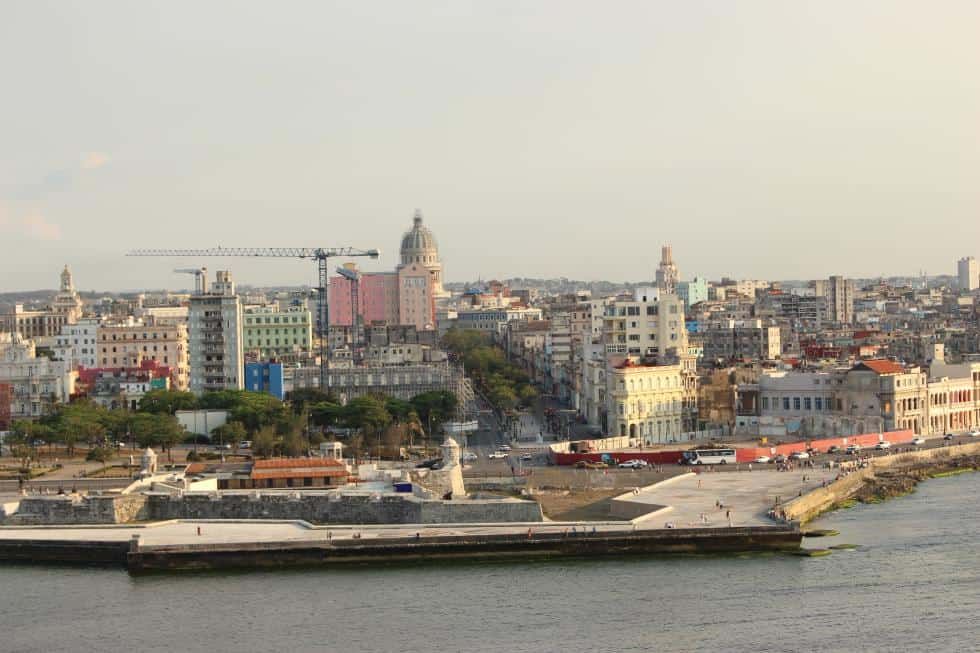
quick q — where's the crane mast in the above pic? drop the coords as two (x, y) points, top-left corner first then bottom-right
(128, 246), (380, 392)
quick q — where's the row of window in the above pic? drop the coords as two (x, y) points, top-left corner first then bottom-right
(762, 396), (835, 412)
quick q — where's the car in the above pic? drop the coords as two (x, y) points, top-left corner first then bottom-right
(415, 458), (442, 469)
(498, 444), (512, 451)
(845, 444), (861, 454)
(943, 433), (955, 441)
(790, 451), (810, 460)
(461, 452), (478, 462)
(575, 460), (606, 469)
(773, 454), (788, 464)
(911, 437), (926, 446)
(238, 440), (252, 449)
(520, 453), (533, 462)
(875, 441), (891, 450)
(488, 451), (508, 460)
(969, 430), (980, 438)
(827, 445), (842, 454)
(617, 459), (649, 469)
(213, 443), (232, 451)
(753, 455), (771, 464)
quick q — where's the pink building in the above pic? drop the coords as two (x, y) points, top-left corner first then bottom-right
(329, 272), (398, 326)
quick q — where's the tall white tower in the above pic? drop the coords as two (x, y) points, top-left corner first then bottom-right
(656, 245), (679, 295)
(957, 256), (979, 291)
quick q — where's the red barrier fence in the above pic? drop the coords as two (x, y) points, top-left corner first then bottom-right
(551, 430), (915, 466)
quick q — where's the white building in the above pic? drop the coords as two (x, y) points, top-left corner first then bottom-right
(54, 317), (103, 369)
(601, 287), (689, 363)
(0, 333), (76, 421)
(958, 256), (979, 291)
(189, 271), (243, 394)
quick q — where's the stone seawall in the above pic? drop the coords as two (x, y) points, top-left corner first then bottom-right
(126, 525), (801, 573)
(783, 442), (980, 524)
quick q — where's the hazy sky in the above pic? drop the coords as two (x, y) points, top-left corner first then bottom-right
(1, 1), (978, 292)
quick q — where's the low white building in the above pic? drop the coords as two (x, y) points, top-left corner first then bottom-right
(54, 317), (103, 369)
(0, 333), (76, 421)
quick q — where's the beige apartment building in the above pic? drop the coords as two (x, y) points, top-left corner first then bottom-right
(98, 317), (189, 390)
(608, 359), (686, 443)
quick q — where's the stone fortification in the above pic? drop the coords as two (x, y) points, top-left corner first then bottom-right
(3, 491), (542, 526)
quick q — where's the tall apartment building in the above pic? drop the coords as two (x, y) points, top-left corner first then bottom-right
(189, 271), (243, 394)
(825, 275), (854, 324)
(958, 256), (979, 291)
(601, 287), (688, 361)
(97, 317), (189, 390)
(242, 305), (312, 359)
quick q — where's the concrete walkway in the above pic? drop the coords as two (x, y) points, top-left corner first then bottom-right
(620, 467), (837, 528)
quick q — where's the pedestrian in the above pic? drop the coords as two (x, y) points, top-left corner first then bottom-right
(697, 478), (702, 489)
(196, 526), (201, 536)
(527, 528), (533, 539)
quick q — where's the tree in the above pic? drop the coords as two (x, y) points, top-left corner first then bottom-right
(129, 413), (186, 461)
(211, 422), (247, 448)
(411, 391), (458, 433)
(342, 396), (391, 457)
(251, 426), (276, 458)
(86, 447), (113, 464)
(138, 390), (198, 414)
(287, 388), (339, 413)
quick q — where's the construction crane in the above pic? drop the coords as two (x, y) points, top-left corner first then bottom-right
(336, 265), (362, 365)
(173, 267), (208, 294)
(128, 247), (380, 390)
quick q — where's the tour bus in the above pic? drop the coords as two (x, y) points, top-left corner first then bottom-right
(680, 448), (737, 465)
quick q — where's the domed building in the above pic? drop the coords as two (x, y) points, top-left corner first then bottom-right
(398, 209), (447, 298)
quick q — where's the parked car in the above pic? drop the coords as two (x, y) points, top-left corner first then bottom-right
(213, 443), (232, 451)
(943, 433), (955, 441)
(415, 458), (442, 469)
(827, 445), (842, 454)
(773, 454), (788, 464)
(461, 452), (478, 462)
(238, 440), (252, 449)
(753, 455), (771, 464)
(911, 437), (926, 446)
(875, 441), (892, 450)
(790, 451), (810, 460)
(488, 451), (509, 460)
(845, 444), (861, 454)
(969, 430), (980, 438)
(617, 459), (649, 469)
(498, 444), (512, 451)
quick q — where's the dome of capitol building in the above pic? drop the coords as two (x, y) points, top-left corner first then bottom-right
(400, 209), (440, 266)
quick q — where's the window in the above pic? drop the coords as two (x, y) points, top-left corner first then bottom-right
(815, 398), (822, 411)
(782, 397), (790, 411)
(804, 397), (812, 411)
(762, 397), (770, 410)
(793, 397), (801, 411)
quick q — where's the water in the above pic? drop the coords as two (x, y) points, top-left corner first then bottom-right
(1, 474), (978, 653)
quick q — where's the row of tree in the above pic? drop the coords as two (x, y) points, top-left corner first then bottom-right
(3, 386), (460, 464)
(442, 328), (538, 411)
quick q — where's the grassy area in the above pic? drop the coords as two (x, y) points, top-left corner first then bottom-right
(83, 465), (135, 478)
(930, 468), (976, 478)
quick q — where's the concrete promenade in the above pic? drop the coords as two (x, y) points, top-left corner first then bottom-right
(614, 467), (837, 528)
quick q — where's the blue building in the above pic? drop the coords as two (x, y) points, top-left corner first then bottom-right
(245, 362), (285, 400)
(677, 277), (709, 309)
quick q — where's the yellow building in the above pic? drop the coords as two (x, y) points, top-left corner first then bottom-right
(608, 359), (686, 444)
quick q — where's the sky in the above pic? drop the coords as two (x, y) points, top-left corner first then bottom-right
(1, 1), (978, 292)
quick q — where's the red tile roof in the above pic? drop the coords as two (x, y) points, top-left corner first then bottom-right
(854, 359), (904, 375)
(253, 458), (344, 469)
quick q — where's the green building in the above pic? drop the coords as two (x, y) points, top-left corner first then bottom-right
(243, 305), (312, 359)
